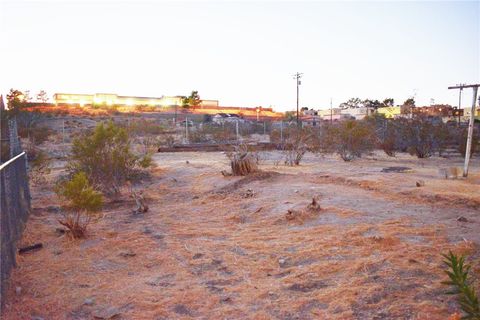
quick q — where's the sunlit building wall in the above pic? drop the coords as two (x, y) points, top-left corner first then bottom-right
(53, 93), (218, 107)
(377, 106), (401, 118)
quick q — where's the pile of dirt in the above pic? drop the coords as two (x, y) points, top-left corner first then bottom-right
(216, 170), (282, 194)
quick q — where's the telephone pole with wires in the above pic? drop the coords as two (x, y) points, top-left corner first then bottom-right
(293, 72), (303, 127)
(448, 83), (480, 177)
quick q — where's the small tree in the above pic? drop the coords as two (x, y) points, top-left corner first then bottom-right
(382, 98), (395, 108)
(182, 90), (201, 108)
(6, 88), (25, 116)
(36, 90), (49, 103)
(56, 172), (103, 238)
(339, 97), (363, 109)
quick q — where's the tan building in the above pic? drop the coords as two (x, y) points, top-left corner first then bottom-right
(53, 93), (218, 107)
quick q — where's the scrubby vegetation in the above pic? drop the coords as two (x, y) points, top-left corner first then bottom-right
(324, 120), (376, 161)
(283, 128), (311, 166)
(29, 150), (52, 186)
(67, 121), (152, 195)
(55, 172), (103, 238)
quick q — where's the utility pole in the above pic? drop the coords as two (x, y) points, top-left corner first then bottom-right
(448, 83), (480, 177)
(457, 83), (464, 123)
(293, 72), (303, 127)
(330, 98), (333, 124)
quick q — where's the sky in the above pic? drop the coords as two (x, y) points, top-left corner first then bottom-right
(0, 1), (479, 111)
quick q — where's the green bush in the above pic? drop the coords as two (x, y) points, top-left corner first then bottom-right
(55, 172), (103, 238)
(68, 121), (144, 195)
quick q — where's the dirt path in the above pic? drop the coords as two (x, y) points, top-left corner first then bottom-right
(3, 151), (479, 319)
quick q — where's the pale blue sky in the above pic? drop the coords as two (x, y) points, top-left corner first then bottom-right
(1, 1), (479, 111)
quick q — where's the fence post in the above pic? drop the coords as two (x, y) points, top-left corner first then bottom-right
(185, 117), (188, 143)
(280, 121), (283, 143)
(236, 121), (239, 142)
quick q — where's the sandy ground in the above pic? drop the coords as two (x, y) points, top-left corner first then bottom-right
(3, 151), (480, 319)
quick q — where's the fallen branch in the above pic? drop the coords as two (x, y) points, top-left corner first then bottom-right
(18, 243), (43, 254)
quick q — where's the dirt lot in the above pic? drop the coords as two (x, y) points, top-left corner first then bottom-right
(3, 151), (480, 319)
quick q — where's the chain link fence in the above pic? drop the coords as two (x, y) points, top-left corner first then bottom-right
(0, 117), (31, 311)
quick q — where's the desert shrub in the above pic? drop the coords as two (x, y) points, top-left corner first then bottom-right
(401, 116), (447, 158)
(68, 121), (147, 195)
(138, 153), (153, 168)
(283, 128), (311, 166)
(29, 150), (52, 185)
(380, 128), (397, 157)
(126, 119), (167, 136)
(28, 125), (53, 145)
(135, 105), (156, 112)
(55, 172), (103, 239)
(162, 134), (175, 147)
(189, 129), (210, 143)
(134, 135), (162, 154)
(442, 251), (480, 319)
(205, 124), (237, 143)
(328, 120), (375, 161)
(457, 128), (479, 158)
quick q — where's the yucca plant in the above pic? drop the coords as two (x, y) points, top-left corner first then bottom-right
(442, 251), (480, 319)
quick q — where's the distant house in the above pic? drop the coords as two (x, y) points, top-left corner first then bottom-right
(340, 107), (374, 120)
(212, 113), (245, 124)
(302, 109), (318, 116)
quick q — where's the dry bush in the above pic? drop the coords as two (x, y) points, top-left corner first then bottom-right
(29, 150), (52, 186)
(326, 120), (376, 161)
(188, 129), (210, 143)
(206, 124), (237, 143)
(283, 128), (312, 166)
(456, 127), (479, 158)
(55, 172), (103, 239)
(128, 183), (149, 214)
(125, 119), (168, 136)
(229, 144), (258, 176)
(23, 125), (53, 145)
(402, 117), (442, 158)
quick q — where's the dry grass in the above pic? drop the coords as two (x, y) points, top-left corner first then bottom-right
(3, 151), (480, 319)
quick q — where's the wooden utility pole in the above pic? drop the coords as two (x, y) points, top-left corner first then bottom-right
(293, 72), (303, 127)
(330, 98), (333, 124)
(448, 83), (480, 177)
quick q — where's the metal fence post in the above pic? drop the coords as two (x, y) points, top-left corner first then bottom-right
(185, 117), (188, 143)
(280, 121), (283, 143)
(236, 121), (239, 142)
